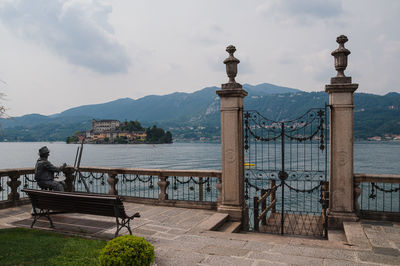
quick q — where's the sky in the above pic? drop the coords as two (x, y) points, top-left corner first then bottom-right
(0, 0), (399, 116)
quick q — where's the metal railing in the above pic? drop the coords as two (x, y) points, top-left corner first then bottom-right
(354, 173), (400, 221)
(0, 167), (222, 210)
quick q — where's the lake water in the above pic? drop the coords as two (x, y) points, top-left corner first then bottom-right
(0, 141), (399, 174)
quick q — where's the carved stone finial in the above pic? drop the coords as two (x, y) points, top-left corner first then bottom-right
(336, 35), (348, 46)
(223, 45), (240, 84)
(331, 35), (351, 84)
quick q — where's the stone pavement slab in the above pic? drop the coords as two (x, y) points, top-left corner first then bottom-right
(343, 222), (371, 249)
(1, 203), (400, 265)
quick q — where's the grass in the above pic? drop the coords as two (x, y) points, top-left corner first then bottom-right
(0, 228), (107, 265)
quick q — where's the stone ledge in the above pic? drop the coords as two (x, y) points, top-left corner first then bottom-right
(216, 88), (248, 98)
(325, 83), (358, 93)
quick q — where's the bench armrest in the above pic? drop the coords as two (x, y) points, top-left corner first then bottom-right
(128, 212), (141, 219)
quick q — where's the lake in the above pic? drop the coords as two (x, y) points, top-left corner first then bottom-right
(1, 141), (400, 174)
(0, 141), (400, 174)
(0, 142), (221, 170)
(0, 141), (399, 174)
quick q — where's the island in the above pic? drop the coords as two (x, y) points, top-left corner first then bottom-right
(66, 119), (172, 144)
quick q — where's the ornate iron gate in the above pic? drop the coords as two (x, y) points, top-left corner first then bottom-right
(244, 106), (329, 238)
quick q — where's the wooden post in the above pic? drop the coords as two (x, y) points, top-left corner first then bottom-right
(271, 180), (276, 213)
(253, 196), (259, 231)
(261, 189), (267, 225)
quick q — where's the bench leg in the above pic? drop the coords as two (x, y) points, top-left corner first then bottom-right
(47, 210), (55, 228)
(115, 217), (132, 237)
(127, 220), (132, 235)
(31, 209), (55, 229)
(115, 216), (121, 237)
(31, 207), (38, 228)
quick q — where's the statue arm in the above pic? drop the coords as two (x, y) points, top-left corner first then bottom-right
(43, 161), (63, 173)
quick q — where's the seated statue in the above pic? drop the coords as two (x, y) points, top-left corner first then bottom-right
(34, 146), (67, 191)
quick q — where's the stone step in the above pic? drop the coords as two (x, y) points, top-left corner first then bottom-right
(343, 222), (371, 249)
(197, 212), (230, 231)
(218, 221), (241, 233)
(327, 229), (347, 243)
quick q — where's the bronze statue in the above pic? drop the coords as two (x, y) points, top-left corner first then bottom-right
(34, 146), (67, 191)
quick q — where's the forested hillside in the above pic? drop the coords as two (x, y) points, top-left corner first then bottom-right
(0, 83), (398, 141)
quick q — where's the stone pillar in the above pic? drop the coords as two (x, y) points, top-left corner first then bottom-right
(216, 45), (248, 222)
(325, 35), (359, 228)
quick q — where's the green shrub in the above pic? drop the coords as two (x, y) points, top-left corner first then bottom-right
(98, 235), (154, 266)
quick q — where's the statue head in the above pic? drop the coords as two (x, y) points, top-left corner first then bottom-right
(39, 146), (50, 157)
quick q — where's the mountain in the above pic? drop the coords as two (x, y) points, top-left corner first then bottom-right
(0, 83), (299, 129)
(0, 83), (399, 141)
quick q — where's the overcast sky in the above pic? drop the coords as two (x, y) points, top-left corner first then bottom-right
(0, 0), (399, 116)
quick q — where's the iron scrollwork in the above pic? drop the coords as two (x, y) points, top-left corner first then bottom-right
(121, 174), (154, 189)
(369, 182), (400, 199)
(78, 172), (107, 186)
(244, 106), (328, 238)
(23, 174), (36, 188)
(172, 176), (211, 192)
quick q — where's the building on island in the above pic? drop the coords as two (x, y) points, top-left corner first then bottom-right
(85, 119), (147, 144)
(92, 119), (120, 133)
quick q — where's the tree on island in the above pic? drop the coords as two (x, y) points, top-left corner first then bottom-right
(145, 125), (173, 143)
(66, 131), (80, 144)
(117, 120), (144, 132)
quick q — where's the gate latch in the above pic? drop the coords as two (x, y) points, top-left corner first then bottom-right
(278, 171), (288, 181)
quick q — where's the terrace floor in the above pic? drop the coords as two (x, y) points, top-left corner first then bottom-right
(1, 203), (399, 265)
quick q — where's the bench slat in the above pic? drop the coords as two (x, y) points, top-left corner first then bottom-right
(23, 189), (132, 219)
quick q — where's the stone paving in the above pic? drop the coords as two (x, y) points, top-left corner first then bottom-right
(0, 203), (399, 265)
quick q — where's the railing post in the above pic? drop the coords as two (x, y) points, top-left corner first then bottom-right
(107, 172), (118, 195)
(198, 177), (204, 201)
(7, 171), (21, 202)
(325, 35), (359, 228)
(158, 175), (170, 200)
(271, 180), (276, 213)
(63, 166), (75, 192)
(216, 45), (248, 223)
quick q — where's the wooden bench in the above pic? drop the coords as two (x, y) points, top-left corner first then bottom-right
(22, 189), (140, 237)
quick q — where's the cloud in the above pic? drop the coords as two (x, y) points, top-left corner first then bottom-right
(0, 0), (130, 74)
(188, 23), (225, 46)
(257, 0), (344, 25)
(303, 49), (333, 84)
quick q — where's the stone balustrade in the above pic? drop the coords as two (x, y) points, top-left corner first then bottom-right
(354, 173), (400, 221)
(0, 166), (222, 210)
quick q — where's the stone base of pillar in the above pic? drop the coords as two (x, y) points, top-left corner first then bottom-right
(328, 211), (359, 229)
(217, 204), (243, 222)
